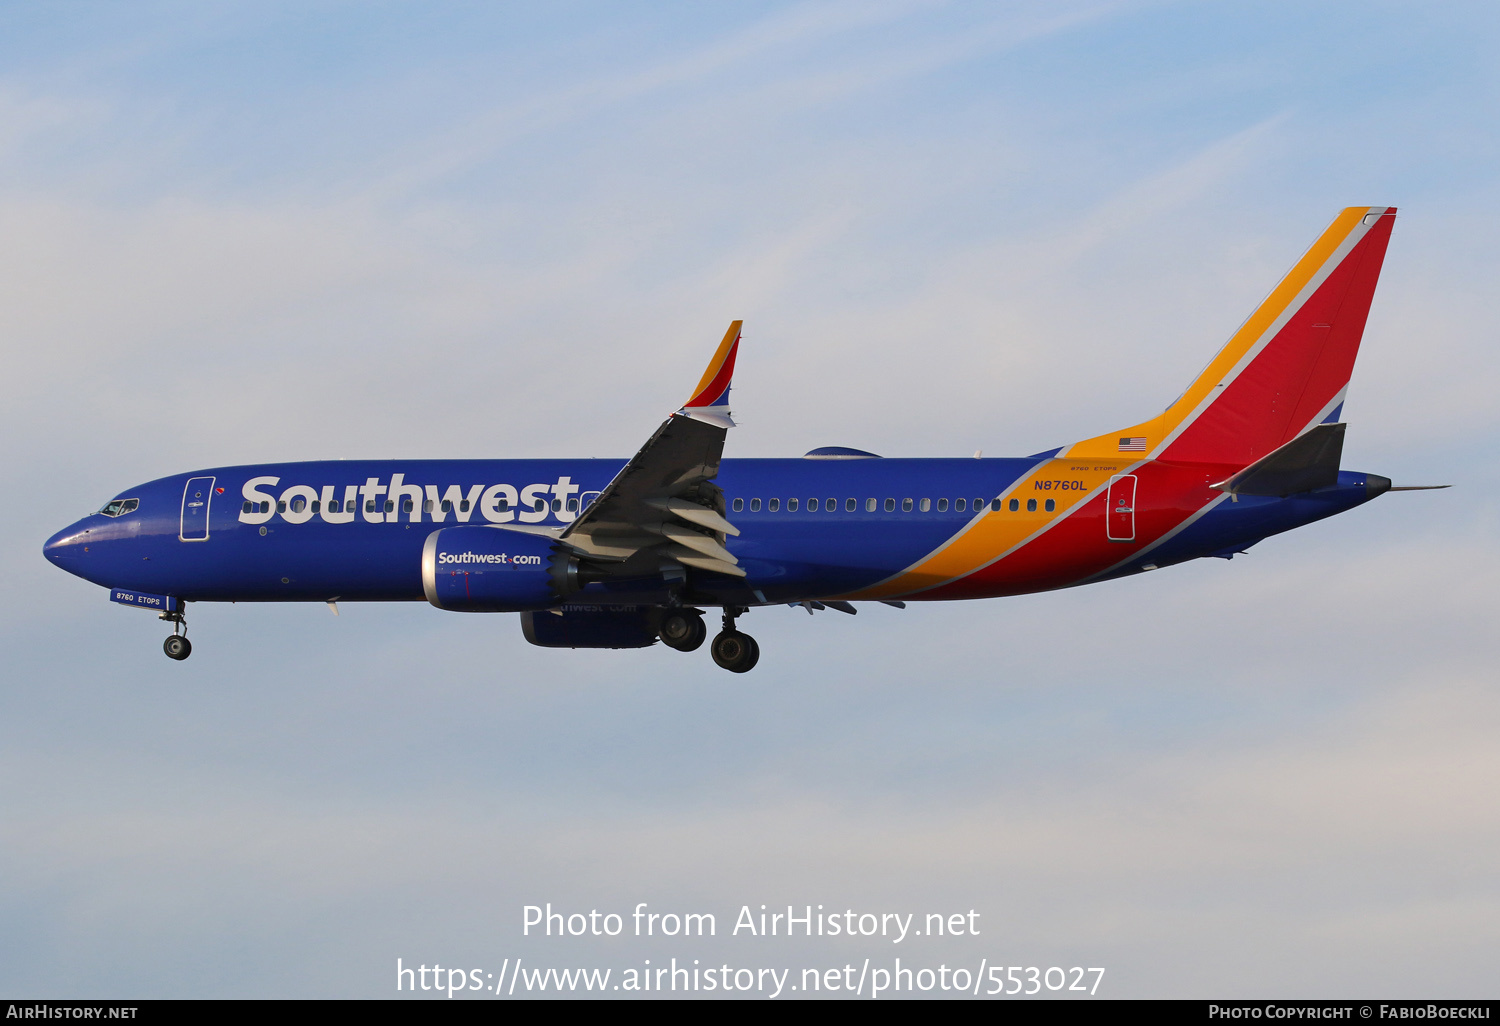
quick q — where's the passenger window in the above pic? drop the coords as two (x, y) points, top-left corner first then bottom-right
(1045, 499), (1055, 512)
(975, 498), (985, 510)
(383, 500), (394, 512)
(937, 498), (948, 512)
(423, 499), (433, 513)
(291, 498), (305, 513)
(920, 498), (931, 512)
(277, 501), (287, 513)
(956, 498), (966, 512)
(884, 498), (895, 512)
(1027, 498), (1037, 512)
(769, 498), (780, 512)
(805, 498), (816, 511)
(311, 501), (320, 513)
(866, 498), (877, 512)
(732, 498), (744, 512)
(242, 501), (252, 514)
(260, 501), (270, 514)
(826, 498), (836, 511)
(788, 498), (799, 511)
(460, 500), (471, 513)
(329, 500), (340, 513)
(534, 499), (545, 512)
(366, 501), (376, 513)
(901, 498), (913, 512)
(750, 498), (761, 512)
(845, 498), (856, 512)
(990, 498), (1002, 511)
(403, 499), (414, 513)
(551, 499), (561, 512)
(567, 498), (579, 512)
(1009, 498), (1019, 512)
(441, 500), (452, 512)
(497, 499), (509, 511)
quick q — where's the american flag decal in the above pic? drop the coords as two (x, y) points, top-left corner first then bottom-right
(1118, 437), (1147, 452)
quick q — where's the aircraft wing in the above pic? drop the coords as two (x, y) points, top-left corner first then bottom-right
(559, 321), (746, 578)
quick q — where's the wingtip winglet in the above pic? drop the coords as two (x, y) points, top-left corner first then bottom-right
(679, 320), (742, 427)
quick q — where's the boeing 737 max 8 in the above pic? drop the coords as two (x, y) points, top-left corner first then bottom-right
(44, 206), (1441, 672)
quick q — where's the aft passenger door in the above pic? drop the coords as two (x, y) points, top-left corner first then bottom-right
(180, 476), (215, 541)
(1106, 474), (1136, 542)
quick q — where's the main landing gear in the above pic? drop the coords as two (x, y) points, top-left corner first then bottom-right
(657, 606), (760, 672)
(658, 608), (707, 652)
(710, 607), (759, 674)
(161, 609), (191, 661)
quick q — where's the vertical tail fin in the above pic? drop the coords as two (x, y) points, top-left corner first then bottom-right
(1065, 206), (1396, 466)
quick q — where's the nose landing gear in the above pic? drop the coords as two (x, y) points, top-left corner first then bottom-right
(710, 607), (759, 673)
(160, 609), (191, 661)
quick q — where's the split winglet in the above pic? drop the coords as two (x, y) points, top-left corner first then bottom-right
(678, 321), (742, 429)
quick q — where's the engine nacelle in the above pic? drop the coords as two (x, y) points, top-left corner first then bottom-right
(422, 526), (576, 612)
(521, 605), (660, 649)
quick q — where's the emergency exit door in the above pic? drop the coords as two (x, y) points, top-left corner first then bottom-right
(1106, 474), (1136, 542)
(180, 476), (215, 541)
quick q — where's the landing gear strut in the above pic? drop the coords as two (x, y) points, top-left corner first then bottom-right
(161, 609), (191, 661)
(711, 606), (759, 673)
(659, 608), (707, 652)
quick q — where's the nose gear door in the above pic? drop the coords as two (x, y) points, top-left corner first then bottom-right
(1106, 474), (1136, 542)
(180, 476), (215, 541)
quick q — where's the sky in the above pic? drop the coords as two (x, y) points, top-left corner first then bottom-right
(3, 0), (1498, 999)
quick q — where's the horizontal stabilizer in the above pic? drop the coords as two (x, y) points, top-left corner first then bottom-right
(1388, 485), (1452, 491)
(1212, 423), (1345, 497)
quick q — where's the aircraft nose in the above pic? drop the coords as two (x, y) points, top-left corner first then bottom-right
(43, 522), (87, 566)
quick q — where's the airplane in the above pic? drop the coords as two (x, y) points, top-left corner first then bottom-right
(43, 205), (1443, 672)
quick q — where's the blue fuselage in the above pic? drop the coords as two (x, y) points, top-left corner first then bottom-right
(43, 457), (1383, 609)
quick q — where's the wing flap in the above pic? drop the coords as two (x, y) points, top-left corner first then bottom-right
(654, 522), (738, 564)
(648, 497), (740, 536)
(662, 545), (747, 577)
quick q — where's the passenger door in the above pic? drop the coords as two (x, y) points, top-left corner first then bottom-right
(1106, 474), (1136, 542)
(180, 476), (215, 541)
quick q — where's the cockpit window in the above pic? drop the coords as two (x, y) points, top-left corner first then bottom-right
(97, 498), (139, 517)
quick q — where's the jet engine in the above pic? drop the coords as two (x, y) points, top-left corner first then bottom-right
(422, 526), (578, 612)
